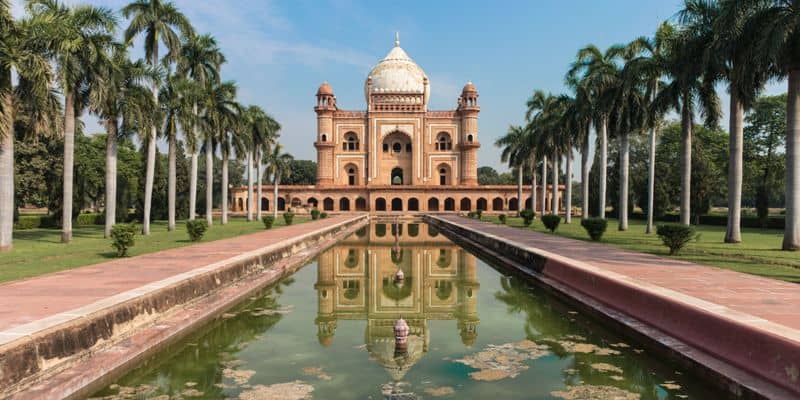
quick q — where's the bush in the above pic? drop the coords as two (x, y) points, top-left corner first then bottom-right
(310, 208), (320, 220)
(520, 209), (535, 226)
(186, 220), (208, 242)
(466, 211), (475, 218)
(14, 215), (57, 230)
(541, 214), (561, 232)
(110, 223), (136, 257)
(581, 218), (608, 241)
(262, 215), (275, 229)
(656, 224), (696, 255)
(320, 212), (328, 219)
(76, 213), (104, 226)
(475, 210), (483, 220)
(283, 211), (295, 225)
(498, 214), (507, 224)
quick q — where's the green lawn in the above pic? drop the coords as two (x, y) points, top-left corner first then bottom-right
(0, 216), (309, 284)
(480, 215), (800, 283)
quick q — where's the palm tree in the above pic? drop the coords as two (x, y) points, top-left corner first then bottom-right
(739, 0), (800, 250)
(712, 1), (772, 243)
(219, 108), (245, 225)
(568, 45), (625, 218)
(264, 144), (293, 218)
(200, 81), (239, 225)
(243, 105), (279, 221)
(495, 125), (530, 216)
(0, 2), (58, 251)
(159, 74), (196, 230)
(653, 12), (720, 226)
(177, 33), (224, 221)
(28, 0), (116, 243)
(123, 0), (193, 235)
(564, 76), (594, 220)
(89, 47), (155, 237)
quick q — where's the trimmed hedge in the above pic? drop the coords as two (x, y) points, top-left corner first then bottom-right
(619, 212), (785, 230)
(14, 215), (57, 230)
(520, 209), (535, 226)
(581, 218), (608, 241)
(76, 213), (104, 226)
(656, 224), (696, 255)
(541, 214), (561, 232)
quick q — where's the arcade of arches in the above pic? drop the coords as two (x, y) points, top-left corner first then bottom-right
(230, 37), (565, 214)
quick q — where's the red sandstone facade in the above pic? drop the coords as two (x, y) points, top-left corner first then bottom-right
(232, 37), (562, 214)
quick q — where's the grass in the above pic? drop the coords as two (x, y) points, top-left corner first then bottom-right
(0, 215), (310, 284)
(481, 215), (800, 283)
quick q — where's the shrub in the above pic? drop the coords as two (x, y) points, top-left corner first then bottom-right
(656, 224), (696, 255)
(467, 211), (476, 218)
(110, 223), (136, 257)
(520, 209), (535, 226)
(320, 212), (328, 219)
(581, 218), (608, 241)
(283, 211), (295, 225)
(498, 214), (507, 224)
(310, 208), (320, 220)
(262, 215), (275, 229)
(541, 214), (561, 232)
(186, 220), (208, 242)
(76, 213), (104, 226)
(475, 210), (483, 220)
(14, 215), (57, 230)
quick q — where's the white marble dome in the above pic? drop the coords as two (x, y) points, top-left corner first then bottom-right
(365, 37), (429, 104)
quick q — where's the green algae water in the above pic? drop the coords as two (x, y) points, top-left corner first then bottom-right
(90, 223), (725, 400)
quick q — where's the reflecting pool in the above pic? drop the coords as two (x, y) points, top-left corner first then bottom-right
(90, 222), (726, 399)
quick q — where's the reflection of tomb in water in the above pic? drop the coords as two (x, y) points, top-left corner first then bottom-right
(314, 226), (480, 380)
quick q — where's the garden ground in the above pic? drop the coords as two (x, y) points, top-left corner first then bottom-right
(482, 215), (800, 283)
(0, 216), (309, 284)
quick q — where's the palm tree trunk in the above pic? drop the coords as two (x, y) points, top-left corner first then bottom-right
(205, 135), (213, 226)
(541, 155), (548, 215)
(246, 150), (253, 221)
(581, 136), (590, 220)
(256, 149), (263, 220)
(104, 118), (118, 238)
(61, 90), (75, 243)
(167, 133), (176, 231)
(551, 152), (559, 215)
(530, 158), (537, 216)
(680, 98), (693, 226)
(725, 92), (744, 243)
(516, 165), (523, 216)
(646, 125), (657, 233)
(221, 151), (228, 225)
(142, 129), (156, 235)
(565, 149), (572, 224)
(783, 69), (800, 250)
(599, 117), (608, 219)
(0, 82), (14, 251)
(619, 132), (630, 231)
(189, 103), (198, 221)
(144, 47), (159, 235)
(273, 171), (279, 219)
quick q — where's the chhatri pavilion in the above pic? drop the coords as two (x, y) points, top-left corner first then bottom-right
(232, 36), (561, 214)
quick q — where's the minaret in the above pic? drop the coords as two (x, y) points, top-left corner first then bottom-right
(314, 82), (336, 186)
(458, 81), (480, 186)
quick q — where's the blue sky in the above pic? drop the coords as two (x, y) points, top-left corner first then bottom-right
(12, 0), (785, 172)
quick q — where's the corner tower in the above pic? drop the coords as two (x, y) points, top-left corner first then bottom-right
(458, 82), (480, 186)
(314, 82), (336, 186)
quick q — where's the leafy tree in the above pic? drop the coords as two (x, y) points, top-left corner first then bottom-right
(282, 160), (316, 185)
(744, 94), (786, 227)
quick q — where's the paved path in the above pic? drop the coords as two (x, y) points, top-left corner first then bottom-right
(439, 215), (800, 331)
(0, 215), (356, 334)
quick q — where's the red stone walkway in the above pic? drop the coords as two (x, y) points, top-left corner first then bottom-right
(434, 215), (800, 397)
(0, 215), (358, 337)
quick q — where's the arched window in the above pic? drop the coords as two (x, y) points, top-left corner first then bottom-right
(391, 168), (403, 185)
(392, 142), (402, 153)
(467, 134), (474, 142)
(436, 132), (453, 151)
(321, 134), (327, 142)
(347, 166), (357, 186)
(439, 168), (448, 186)
(405, 143), (412, 152)
(383, 143), (389, 152)
(343, 132), (359, 151)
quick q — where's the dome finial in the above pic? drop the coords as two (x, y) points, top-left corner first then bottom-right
(395, 32), (400, 47)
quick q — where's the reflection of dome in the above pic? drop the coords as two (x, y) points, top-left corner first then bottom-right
(383, 276), (413, 301)
(318, 334), (334, 347)
(368, 335), (426, 381)
(364, 36), (429, 104)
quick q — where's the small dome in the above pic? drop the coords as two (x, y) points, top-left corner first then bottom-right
(317, 81), (333, 96)
(462, 81), (477, 94)
(364, 36), (429, 104)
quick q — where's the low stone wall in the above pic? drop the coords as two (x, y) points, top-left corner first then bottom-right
(0, 215), (368, 399)
(426, 215), (799, 400)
